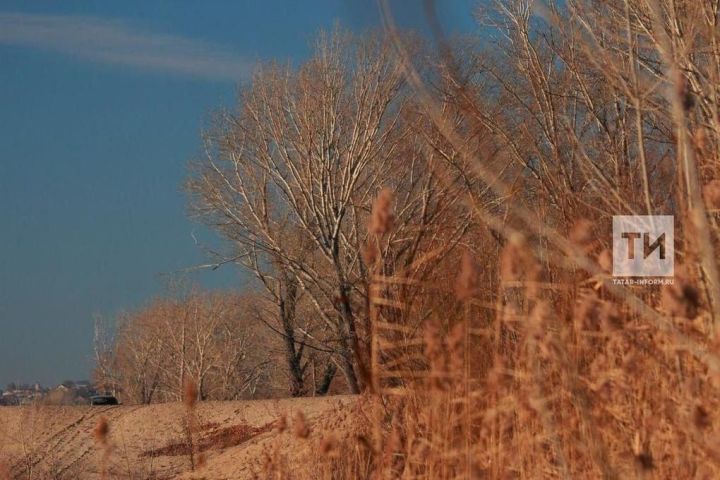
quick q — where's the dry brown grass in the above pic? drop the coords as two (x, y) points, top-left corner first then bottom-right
(249, 230), (720, 478)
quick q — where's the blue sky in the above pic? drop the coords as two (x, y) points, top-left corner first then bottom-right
(0, 1), (478, 388)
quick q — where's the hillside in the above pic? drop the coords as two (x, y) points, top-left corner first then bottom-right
(0, 395), (357, 479)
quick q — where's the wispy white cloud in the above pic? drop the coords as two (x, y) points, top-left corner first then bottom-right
(0, 12), (255, 81)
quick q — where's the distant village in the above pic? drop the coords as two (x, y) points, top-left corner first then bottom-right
(0, 380), (99, 406)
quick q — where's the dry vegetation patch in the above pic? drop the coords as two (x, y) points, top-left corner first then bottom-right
(141, 421), (273, 458)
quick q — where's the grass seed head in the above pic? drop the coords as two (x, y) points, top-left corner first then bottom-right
(94, 416), (110, 446)
(369, 188), (394, 235)
(183, 379), (198, 409)
(293, 411), (310, 439)
(276, 414), (288, 433)
(319, 434), (338, 456)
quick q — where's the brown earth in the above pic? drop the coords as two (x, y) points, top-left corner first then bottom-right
(0, 395), (357, 479)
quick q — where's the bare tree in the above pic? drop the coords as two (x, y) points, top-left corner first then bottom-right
(92, 315), (119, 396)
(188, 29), (409, 393)
(100, 291), (272, 404)
(112, 308), (163, 404)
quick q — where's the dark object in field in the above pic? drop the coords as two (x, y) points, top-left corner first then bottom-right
(90, 395), (119, 406)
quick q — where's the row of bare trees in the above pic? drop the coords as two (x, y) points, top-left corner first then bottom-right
(94, 291), (275, 403)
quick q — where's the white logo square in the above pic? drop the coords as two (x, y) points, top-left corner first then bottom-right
(612, 215), (674, 277)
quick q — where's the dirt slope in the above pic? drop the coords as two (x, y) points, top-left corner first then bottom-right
(0, 395), (357, 479)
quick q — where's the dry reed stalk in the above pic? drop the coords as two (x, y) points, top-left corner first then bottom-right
(299, 205), (719, 479)
(646, 0), (720, 328)
(93, 416), (111, 480)
(183, 379), (199, 471)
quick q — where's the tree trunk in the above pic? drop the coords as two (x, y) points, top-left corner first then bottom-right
(279, 279), (305, 396)
(281, 308), (305, 396)
(336, 282), (362, 393)
(315, 362), (337, 395)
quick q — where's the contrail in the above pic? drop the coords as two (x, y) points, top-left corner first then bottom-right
(0, 12), (255, 82)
